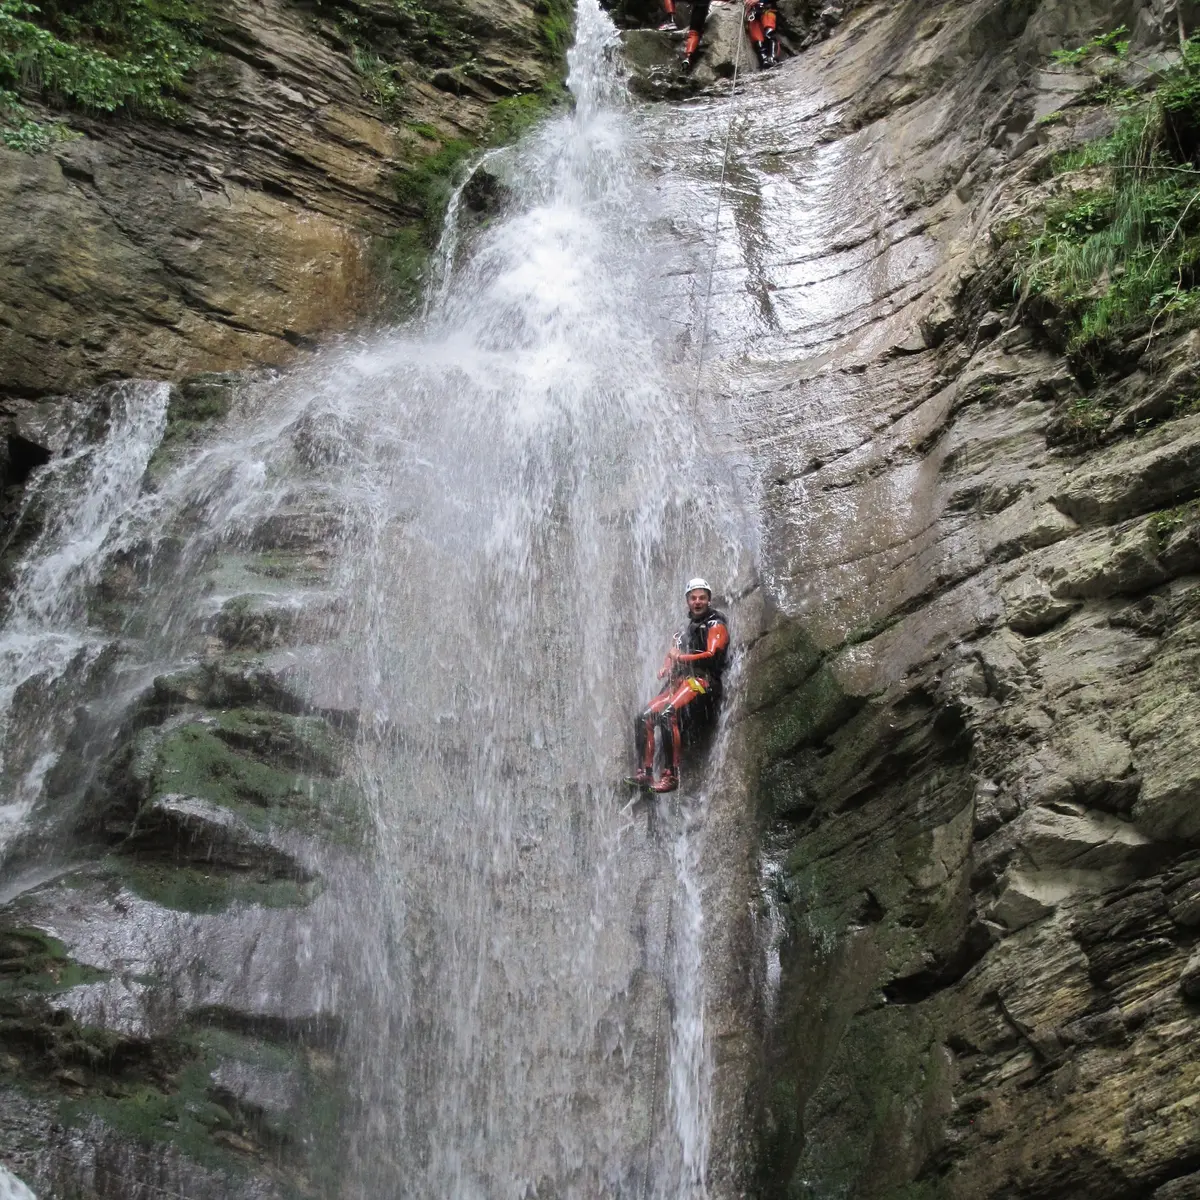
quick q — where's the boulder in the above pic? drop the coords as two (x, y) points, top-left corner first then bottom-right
(623, 2), (758, 98)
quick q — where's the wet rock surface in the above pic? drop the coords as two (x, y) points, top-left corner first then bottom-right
(6, 0), (1200, 1194)
(0, 378), (368, 1194)
(647, 0), (1200, 1193)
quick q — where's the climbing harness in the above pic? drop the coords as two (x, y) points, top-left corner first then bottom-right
(641, 869), (675, 1200)
(691, 3), (748, 410)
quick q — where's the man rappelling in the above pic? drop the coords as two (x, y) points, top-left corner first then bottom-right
(626, 578), (730, 794)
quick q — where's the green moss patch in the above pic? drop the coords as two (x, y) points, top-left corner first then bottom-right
(139, 719), (361, 841)
(58, 1023), (345, 1186)
(209, 708), (344, 776)
(0, 928), (109, 996)
(1, 944), (346, 1189)
(535, 0), (574, 62)
(395, 135), (474, 229)
(109, 858), (323, 915)
(758, 664), (863, 765)
(486, 83), (567, 144)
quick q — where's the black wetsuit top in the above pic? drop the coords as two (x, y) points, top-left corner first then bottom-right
(674, 606), (729, 693)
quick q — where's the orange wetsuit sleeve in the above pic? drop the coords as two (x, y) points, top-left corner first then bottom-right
(675, 622), (729, 665)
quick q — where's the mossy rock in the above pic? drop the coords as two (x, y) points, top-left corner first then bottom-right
(107, 856), (321, 915)
(55, 1022), (346, 1188)
(0, 914), (346, 1190)
(757, 663), (863, 766)
(149, 661), (308, 716)
(213, 595), (297, 653)
(0, 929), (109, 998)
(148, 371), (265, 477)
(130, 719), (363, 843)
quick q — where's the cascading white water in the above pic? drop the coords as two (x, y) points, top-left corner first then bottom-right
(0, 1), (753, 1194)
(0, 383), (168, 853)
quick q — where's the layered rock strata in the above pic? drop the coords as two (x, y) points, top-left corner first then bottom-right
(0, 0), (563, 403)
(0, 372), (370, 1196)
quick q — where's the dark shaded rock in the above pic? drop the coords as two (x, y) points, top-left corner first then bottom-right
(123, 795), (316, 883)
(1178, 951), (1200, 1001)
(462, 166), (513, 215)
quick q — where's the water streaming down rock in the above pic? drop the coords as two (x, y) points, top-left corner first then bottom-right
(0, 383), (168, 857)
(0, 0), (753, 1194)
(314, 1), (751, 1190)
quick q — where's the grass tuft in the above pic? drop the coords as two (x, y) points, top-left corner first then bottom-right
(1021, 35), (1200, 361)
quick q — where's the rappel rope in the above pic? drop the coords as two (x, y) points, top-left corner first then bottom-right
(640, 20), (749, 1194)
(641, 864), (675, 1200)
(691, 3), (747, 410)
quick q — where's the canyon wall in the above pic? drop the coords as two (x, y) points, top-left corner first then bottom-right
(0, 0), (564, 415)
(729, 0), (1200, 1195)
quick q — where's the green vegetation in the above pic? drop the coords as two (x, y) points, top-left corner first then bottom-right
(1148, 499), (1199, 548)
(0, 927), (109, 995)
(354, 46), (406, 113)
(395, 83), (565, 231)
(0, 0), (208, 131)
(110, 858), (322, 914)
(1021, 35), (1200, 360)
(0, 84), (71, 147)
(395, 134), (474, 227)
(487, 83), (566, 143)
(59, 1024), (345, 1185)
(1052, 393), (1114, 444)
(536, 0), (574, 62)
(133, 716), (361, 840)
(1050, 24), (1130, 66)
(391, 0), (471, 55)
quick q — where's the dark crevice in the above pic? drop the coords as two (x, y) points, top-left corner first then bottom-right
(4, 434), (52, 491)
(883, 921), (994, 1004)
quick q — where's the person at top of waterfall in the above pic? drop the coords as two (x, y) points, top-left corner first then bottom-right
(745, 0), (779, 68)
(669, 0), (778, 73)
(679, 0), (710, 72)
(627, 579), (730, 794)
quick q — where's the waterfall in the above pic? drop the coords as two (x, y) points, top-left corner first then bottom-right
(0, 0), (752, 1194)
(0, 382), (168, 856)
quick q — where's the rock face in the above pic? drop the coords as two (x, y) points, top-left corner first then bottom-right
(657, 0), (1200, 1193)
(0, 0), (564, 400)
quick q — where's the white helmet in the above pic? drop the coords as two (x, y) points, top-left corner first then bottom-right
(684, 577), (712, 597)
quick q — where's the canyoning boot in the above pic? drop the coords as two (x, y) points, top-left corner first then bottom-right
(658, 19), (678, 30)
(762, 19), (778, 66)
(624, 768), (654, 790)
(651, 770), (678, 794)
(681, 29), (700, 72)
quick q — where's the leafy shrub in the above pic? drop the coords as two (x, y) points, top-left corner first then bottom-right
(0, 0), (208, 119)
(353, 47), (405, 113)
(1050, 25), (1130, 66)
(0, 82), (73, 147)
